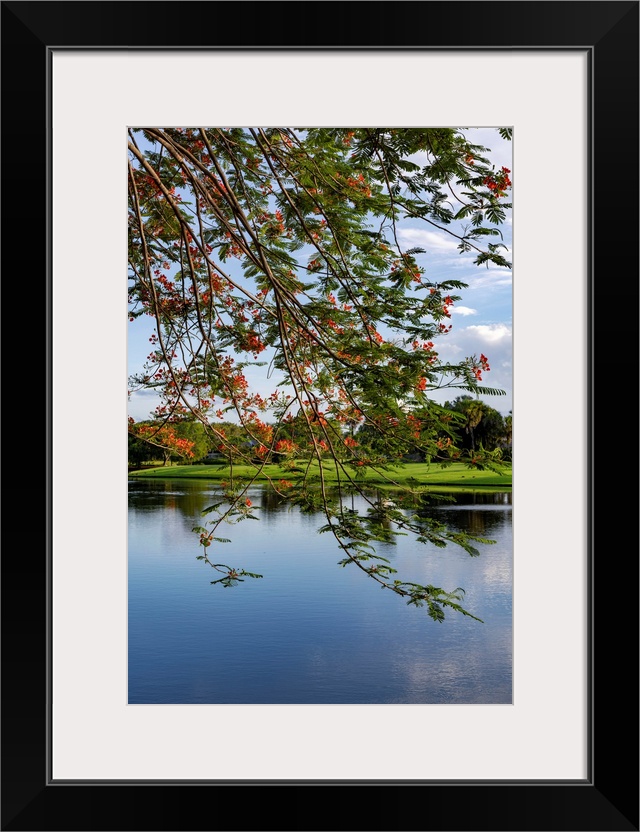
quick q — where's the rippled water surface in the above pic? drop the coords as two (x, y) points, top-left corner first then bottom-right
(128, 479), (512, 704)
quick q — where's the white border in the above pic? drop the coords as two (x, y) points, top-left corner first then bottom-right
(52, 50), (588, 780)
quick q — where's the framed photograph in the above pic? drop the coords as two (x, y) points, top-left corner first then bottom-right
(3, 2), (638, 830)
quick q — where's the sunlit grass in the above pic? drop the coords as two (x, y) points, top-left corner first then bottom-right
(129, 460), (512, 490)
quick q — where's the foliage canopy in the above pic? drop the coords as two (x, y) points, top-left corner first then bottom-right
(128, 127), (512, 622)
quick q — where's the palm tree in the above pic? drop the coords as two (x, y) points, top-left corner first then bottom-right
(463, 399), (485, 453)
(501, 411), (512, 459)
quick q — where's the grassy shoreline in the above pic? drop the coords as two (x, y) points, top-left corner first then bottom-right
(128, 460), (512, 491)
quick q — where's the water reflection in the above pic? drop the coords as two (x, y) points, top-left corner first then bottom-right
(128, 479), (512, 705)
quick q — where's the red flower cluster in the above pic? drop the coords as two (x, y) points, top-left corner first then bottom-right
(482, 167), (512, 198)
(274, 439), (296, 454)
(345, 173), (371, 197)
(473, 353), (491, 381)
(245, 333), (266, 355)
(131, 423), (196, 458)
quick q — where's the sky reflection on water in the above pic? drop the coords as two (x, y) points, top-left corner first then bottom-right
(128, 479), (512, 705)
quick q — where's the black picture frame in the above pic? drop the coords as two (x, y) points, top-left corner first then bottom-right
(2, 2), (638, 830)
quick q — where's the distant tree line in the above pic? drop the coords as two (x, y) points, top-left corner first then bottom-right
(128, 395), (512, 468)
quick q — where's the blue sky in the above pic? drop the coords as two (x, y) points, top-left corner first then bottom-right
(128, 127), (512, 422)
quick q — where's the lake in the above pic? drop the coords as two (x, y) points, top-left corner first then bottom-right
(128, 478), (512, 704)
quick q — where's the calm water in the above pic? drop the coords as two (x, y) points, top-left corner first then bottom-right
(128, 479), (512, 704)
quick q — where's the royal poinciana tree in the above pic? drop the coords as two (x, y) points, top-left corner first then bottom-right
(128, 127), (512, 622)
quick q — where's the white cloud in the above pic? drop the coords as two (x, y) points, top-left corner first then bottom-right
(464, 323), (512, 343)
(454, 267), (513, 291)
(451, 305), (477, 317)
(397, 227), (460, 254)
(128, 388), (163, 422)
(426, 322), (513, 414)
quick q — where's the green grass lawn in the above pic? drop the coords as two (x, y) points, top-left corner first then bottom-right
(129, 460), (512, 491)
